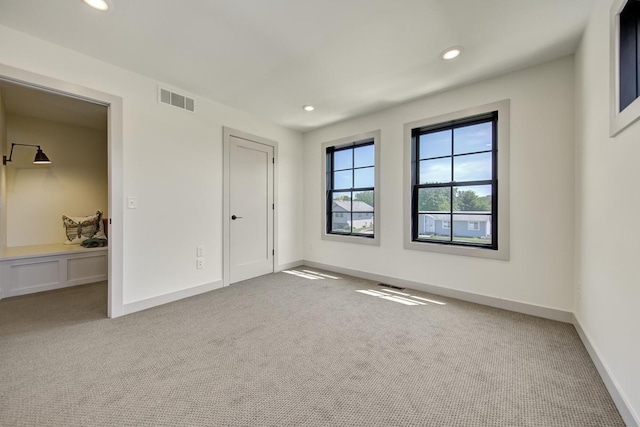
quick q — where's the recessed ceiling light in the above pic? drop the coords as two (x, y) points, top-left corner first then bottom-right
(441, 46), (463, 60)
(82, 0), (109, 11)
(302, 105), (315, 112)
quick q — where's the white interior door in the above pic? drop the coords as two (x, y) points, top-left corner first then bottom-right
(229, 136), (274, 284)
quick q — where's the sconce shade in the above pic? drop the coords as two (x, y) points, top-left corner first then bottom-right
(33, 148), (51, 164)
(3, 143), (52, 165)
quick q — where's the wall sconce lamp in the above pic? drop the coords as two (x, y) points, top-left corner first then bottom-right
(3, 143), (52, 165)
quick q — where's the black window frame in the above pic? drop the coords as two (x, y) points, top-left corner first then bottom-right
(411, 111), (498, 250)
(619, 0), (640, 112)
(326, 139), (375, 238)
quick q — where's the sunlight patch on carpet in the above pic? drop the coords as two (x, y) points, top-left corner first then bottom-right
(301, 270), (340, 279)
(357, 288), (446, 306)
(380, 289), (447, 305)
(283, 270), (322, 280)
(283, 269), (342, 280)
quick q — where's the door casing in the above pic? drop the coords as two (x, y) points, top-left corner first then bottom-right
(223, 127), (278, 286)
(0, 63), (124, 318)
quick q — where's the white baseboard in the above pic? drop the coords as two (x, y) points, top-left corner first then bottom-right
(276, 259), (304, 271)
(303, 260), (573, 323)
(573, 315), (639, 427)
(122, 280), (223, 315)
(4, 279), (105, 298)
(122, 260), (301, 315)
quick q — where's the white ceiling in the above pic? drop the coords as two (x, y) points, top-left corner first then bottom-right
(0, 0), (595, 132)
(0, 79), (107, 131)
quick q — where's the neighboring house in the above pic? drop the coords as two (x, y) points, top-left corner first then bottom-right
(418, 212), (491, 239)
(332, 200), (374, 232)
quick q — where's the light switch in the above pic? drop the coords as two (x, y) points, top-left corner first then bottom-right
(127, 196), (137, 209)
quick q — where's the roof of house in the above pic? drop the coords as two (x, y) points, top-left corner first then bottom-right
(333, 200), (373, 212)
(419, 212), (491, 222)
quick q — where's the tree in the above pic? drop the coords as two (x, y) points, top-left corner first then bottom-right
(418, 187), (450, 211)
(416, 187), (491, 212)
(454, 189), (491, 211)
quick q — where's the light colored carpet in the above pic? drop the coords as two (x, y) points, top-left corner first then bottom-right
(0, 268), (625, 426)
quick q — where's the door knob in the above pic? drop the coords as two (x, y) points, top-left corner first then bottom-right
(231, 215), (243, 220)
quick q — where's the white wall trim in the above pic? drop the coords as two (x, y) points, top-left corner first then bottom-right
(276, 259), (304, 271)
(403, 99), (510, 260)
(320, 129), (381, 246)
(573, 314), (639, 427)
(303, 260), (572, 323)
(122, 280), (223, 315)
(0, 63), (124, 318)
(222, 127), (278, 287)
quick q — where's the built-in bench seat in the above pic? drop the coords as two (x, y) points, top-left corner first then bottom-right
(0, 243), (107, 298)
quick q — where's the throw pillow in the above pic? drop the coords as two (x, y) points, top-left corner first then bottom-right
(62, 210), (103, 244)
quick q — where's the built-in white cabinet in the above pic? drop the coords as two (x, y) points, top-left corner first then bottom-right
(0, 244), (107, 298)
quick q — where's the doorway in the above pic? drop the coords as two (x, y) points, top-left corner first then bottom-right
(0, 64), (124, 317)
(223, 127), (277, 285)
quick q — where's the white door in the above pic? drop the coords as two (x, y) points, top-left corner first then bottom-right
(229, 136), (274, 284)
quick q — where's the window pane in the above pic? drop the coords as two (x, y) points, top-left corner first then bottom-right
(331, 213), (351, 233)
(332, 192), (351, 211)
(454, 122), (493, 155)
(452, 214), (492, 245)
(352, 212), (374, 234)
(333, 170), (352, 189)
(353, 190), (374, 209)
(354, 166), (374, 188)
(419, 130), (451, 159)
(453, 185), (492, 212)
(419, 158), (451, 184)
(352, 200), (373, 213)
(418, 187), (450, 212)
(354, 144), (374, 168)
(453, 152), (492, 182)
(417, 213), (451, 240)
(619, 1), (640, 111)
(334, 149), (353, 170)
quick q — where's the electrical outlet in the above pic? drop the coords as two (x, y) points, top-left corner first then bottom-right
(196, 258), (204, 269)
(127, 196), (137, 209)
(196, 245), (204, 258)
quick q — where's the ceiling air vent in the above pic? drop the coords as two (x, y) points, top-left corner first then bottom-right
(159, 87), (195, 112)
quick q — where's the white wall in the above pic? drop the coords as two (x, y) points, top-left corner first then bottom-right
(0, 25), (303, 306)
(5, 114), (108, 247)
(575, 0), (640, 423)
(304, 57), (576, 312)
(0, 90), (6, 252)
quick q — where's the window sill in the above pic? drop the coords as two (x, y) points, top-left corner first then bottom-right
(321, 233), (380, 246)
(404, 239), (508, 260)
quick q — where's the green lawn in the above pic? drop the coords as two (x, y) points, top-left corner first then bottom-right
(418, 234), (492, 245)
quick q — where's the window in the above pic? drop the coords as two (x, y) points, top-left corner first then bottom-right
(619, 0), (640, 112)
(403, 100), (510, 260)
(610, 0), (640, 135)
(411, 112), (497, 249)
(321, 130), (380, 245)
(327, 141), (374, 236)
